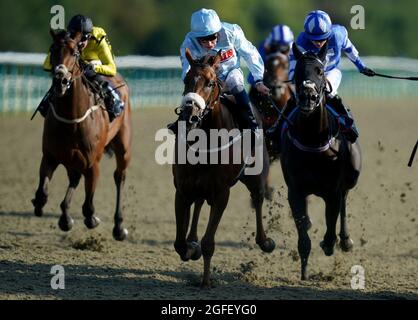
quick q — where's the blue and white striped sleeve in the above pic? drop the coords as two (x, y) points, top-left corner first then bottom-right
(341, 28), (366, 71)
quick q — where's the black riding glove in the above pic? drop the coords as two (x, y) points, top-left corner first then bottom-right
(84, 64), (97, 79)
(361, 67), (375, 77)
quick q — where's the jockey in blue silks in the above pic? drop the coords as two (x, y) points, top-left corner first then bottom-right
(268, 10), (375, 148)
(168, 8), (270, 134)
(248, 24), (294, 86)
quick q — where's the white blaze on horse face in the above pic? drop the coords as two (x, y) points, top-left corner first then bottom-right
(182, 92), (206, 110)
(303, 80), (316, 91)
(54, 64), (68, 78)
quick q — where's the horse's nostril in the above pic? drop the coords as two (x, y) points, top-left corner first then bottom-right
(189, 115), (199, 123)
(62, 78), (69, 85)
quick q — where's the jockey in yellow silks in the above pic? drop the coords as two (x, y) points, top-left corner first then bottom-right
(38, 14), (123, 121)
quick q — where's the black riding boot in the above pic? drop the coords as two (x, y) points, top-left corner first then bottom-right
(103, 82), (125, 122)
(232, 89), (259, 134)
(266, 97), (297, 154)
(37, 87), (54, 117)
(327, 95), (359, 143)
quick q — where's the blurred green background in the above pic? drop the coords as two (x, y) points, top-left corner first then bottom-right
(0, 0), (417, 58)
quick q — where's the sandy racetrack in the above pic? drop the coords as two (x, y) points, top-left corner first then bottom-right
(0, 97), (417, 299)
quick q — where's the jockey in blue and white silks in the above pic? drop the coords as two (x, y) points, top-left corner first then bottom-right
(168, 8), (270, 135)
(289, 11), (374, 97)
(267, 10), (375, 148)
(248, 24), (294, 86)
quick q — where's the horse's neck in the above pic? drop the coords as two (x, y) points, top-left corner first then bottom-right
(56, 77), (92, 118)
(295, 104), (330, 145)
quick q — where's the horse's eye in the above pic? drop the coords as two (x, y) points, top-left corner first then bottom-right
(207, 80), (215, 88)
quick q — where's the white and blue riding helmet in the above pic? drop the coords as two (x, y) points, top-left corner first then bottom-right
(303, 10), (332, 41)
(190, 8), (222, 38)
(266, 24), (294, 46)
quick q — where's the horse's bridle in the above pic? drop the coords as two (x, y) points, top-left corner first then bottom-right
(177, 63), (222, 125)
(265, 52), (289, 99)
(295, 55), (327, 113)
(52, 42), (84, 95)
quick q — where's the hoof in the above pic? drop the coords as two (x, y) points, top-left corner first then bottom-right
(113, 227), (128, 241)
(58, 216), (74, 232)
(264, 187), (274, 201)
(180, 255), (190, 262)
(34, 207), (43, 217)
(258, 238), (276, 253)
(84, 216), (101, 229)
(188, 241), (202, 261)
(301, 269), (309, 281)
(32, 199), (43, 217)
(339, 237), (354, 252)
(320, 240), (335, 256)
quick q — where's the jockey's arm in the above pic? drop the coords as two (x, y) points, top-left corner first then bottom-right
(233, 24), (264, 84)
(180, 39), (192, 81)
(341, 27), (366, 72)
(94, 37), (117, 76)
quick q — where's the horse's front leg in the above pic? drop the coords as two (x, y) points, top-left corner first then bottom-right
(32, 154), (58, 217)
(187, 198), (204, 243)
(82, 163), (101, 229)
(200, 190), (230, 289)
(174, 190), (195, 261)
(339, 190), (354, 252)
(320, 193), (342, 256)
(58, 169), (81, 231)
(288, 188), (311, 280)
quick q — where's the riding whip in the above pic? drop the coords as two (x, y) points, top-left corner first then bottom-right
(369, 72), (418, 81)
(408, 140), (418, 167)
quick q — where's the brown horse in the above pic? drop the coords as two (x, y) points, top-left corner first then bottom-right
(173, 48), (275, 288)
(31, 30), (132, 241)
(250, 51), (292, 134)
(250, 51), (292, 199)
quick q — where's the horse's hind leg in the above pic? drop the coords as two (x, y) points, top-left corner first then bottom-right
(110, 105), (132, 241)
(243, 177), (275, 253)
(288, 189), (311, 280)
(339, 191), (354, 252)
(32, 155), (58, 217)
(320, 194), (341, 256)
(82, 163), (101, 229)
(58, 169), (81, 231)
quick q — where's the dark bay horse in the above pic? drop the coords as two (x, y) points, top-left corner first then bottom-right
(280, 43), (361, 280)
(250, 51), (292, 199)
(173, 48), (275, 288)
(32, 30), (132, 241)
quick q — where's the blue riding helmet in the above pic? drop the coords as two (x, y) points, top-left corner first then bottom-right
(303, 10), (332, 41)
(68, 14), (93, 35)
(190, 8), (222, 38)
(267, 24), (294, 46)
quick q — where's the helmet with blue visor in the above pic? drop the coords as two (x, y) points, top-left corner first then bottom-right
(303, 10), (332, 41)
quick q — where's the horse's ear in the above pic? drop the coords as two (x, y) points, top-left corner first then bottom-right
(292, 42), (303, 60)
(317, 41), (328, 62)
(212, 50), (222, 69)
(185, 48), (194, 65)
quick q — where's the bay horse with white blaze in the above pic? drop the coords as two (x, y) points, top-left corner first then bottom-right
(173, 48), (275, 288)
(280, 43), (361, 280)
(32, 30), (132, 241)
